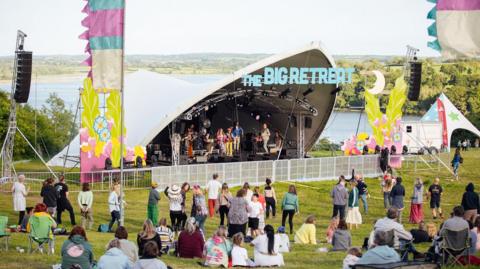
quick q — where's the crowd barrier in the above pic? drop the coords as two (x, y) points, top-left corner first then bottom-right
(1, 155), (382, 193)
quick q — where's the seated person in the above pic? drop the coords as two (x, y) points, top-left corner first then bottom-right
(326, 218), (339, 244)
(133, 241), (168, 269)
(109, 226), (138, 266)
(177, 217), (204, 259)
(356, 230), (401, 266)
(156, 218), (174, 254)
(137, 219), (162, 258)
(343, 247), (362, 269)
(277, 226), (290, 253)
(410, 221), (430, 243)
(232, 232), (255, 267)
(27, 203), (57, 241)
(294, 215), (317, 245)
(61, 226), (94, 269)
(440, 206), (469, 233)
(203, 226), (232, 267)
(426, 222), (438, 242)
(251, 225), (284, 267)
(97, 239), (130, 269)
(19, 206), (33, 232)
(332, 219), (351, 251)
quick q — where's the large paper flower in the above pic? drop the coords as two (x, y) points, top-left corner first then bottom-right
(99, 128), (111, 142)
(93, 116), (108, 135)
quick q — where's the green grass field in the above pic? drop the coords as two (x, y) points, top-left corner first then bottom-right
(0, 150), (479, 268)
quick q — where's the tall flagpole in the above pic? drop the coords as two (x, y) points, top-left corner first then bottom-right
(119, 0), (126, 226)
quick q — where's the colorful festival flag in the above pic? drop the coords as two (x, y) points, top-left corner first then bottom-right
(80, 0), (125, 91)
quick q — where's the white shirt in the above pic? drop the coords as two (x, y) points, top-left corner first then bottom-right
(78, 191), (93, 209)
(277, 234), (290, 253)
(249, 201), (263, 218)
(206, 180), (222, 199)
(251, 234), (284, 267)
(231, 245), (253, 267)
(108, 191), (120, 212)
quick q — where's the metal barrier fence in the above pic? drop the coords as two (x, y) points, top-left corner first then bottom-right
(1, 155), (382, 193)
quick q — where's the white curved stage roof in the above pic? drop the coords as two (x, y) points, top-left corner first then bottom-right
(49, 42), (337, 167)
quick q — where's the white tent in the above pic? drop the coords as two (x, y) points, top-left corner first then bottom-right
(421, 93), (480, 149)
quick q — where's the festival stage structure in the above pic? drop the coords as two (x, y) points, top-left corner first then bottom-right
(49, 42), (349, 172)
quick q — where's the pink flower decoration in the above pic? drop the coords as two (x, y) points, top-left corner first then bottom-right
(373, 118), (380, 127)
(80, 128), (89, 143)
(103, 140), (112, 157)
(108, 120), (113, 131)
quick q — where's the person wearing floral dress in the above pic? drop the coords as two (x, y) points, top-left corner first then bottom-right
(191, 185), (208, 233)
(203, 226), (233, 267)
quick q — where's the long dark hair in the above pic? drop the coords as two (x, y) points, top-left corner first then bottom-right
(264, 224), (275, 255)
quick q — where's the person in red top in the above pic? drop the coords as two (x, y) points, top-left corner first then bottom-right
(253, 186), (266, 209)
(177, 217), (204, 259)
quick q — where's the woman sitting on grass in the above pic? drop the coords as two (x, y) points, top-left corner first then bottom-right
(133, 241), (168, 269)
(61, 226), (94, 269)
(326, 218), (339, 244)
(251, 224), (284, 267)
(177, 217), (204, 259)
(97, 239), (130, 269)
(137, 219), (162, 258)
(332, 219), (351, 251)
(109, 226), (138, 266)
(203, 226), (232, 267)
(294, 215), (317, 245)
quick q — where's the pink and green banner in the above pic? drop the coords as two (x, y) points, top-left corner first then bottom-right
(427, 0), (480, 58)
(80, 0), (125, 91)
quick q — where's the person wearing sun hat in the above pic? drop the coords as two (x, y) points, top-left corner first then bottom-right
(147, 181), (160, 225)
(164, 184), (184, 232)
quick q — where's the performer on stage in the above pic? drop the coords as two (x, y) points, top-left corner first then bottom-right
(184, 124), (196, 158)
(261, 123), (271, 153)
(274, 130), (284, 151)
(226, 127), (234, 157)
(204, 132), (214, 154)
(232, 121), (244, 153)
(216, 128), (227, 155)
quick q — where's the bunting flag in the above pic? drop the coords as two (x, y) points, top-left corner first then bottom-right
(427, 0), (480, 58)
(80, 0), (125, 92)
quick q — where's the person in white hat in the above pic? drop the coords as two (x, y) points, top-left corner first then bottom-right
(164, 184), (183, 232)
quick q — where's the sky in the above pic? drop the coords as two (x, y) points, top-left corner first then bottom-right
(0, 0), (437, 56)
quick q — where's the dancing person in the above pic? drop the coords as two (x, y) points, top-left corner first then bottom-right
(216, 128), (227, 155)
(382, 176), (394, 209)
(356, 231), (400, 265)
(217, 183), (232, 226)
(243, 182), (253, 202)
(274, 130), (283, 151)
(248, 193), (263, 238)
(61, 226), (94, 269)
(251, 224), (285, 267)
(55, 175), (76, 225)
(261, 123), (271, 153)
(294, 215), (317, 245)
(281, 185), (299, 234)
(228, 189), (250, 237)
(427, 178), (443, 219)
(147, 181), (160, 226)
(277, 226), (290, 253)
(331, 176), (348, 220)
(164, 184), (183, 232)
(356, 174), (369, 214)
(137, 219), (162, 258)
(231, 232), (255, 267)
(108, 184), (121, 232)
(191, 185), (208, 232)
(110, 226), (138, 266)
(179, 182), (191, 229)
(409, 178), (424, 224)
(41, 177), (58, 216)
(343, 247), (362, 269)
(12, 174), (29, 225)
(326, 218), (339, 244)
(452, 147), (462, 180)
(97, 239), (130, 269)
(232, 121), (244, 153)
(78, 183), (94, 230)
(410, 221), (430, 243)
(461, 182), (480, 223)
(156, 218), (174, 254)
(206, 173), (222, 218)
(264, 178), (277, 219)
(203, 226), (233, 267)
(225, 127), (234, 157)
(390, 177), (406, 223)
(332, 219), (351, 251)
(133, 241), (168, 269)
(177, 218), (204, 259)
(346, 180), (362, 229)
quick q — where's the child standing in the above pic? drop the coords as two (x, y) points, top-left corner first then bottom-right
(231, 232), (255, 267)
(264, 178), (277, 219)
(345, 180), (362, 229)
(249, 194), (263, 238)
(253, 186), (266, 230)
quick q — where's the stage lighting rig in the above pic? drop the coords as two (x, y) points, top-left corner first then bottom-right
(302, 87), (314, 97)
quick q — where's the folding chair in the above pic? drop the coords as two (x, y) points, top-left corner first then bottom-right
(28, 215), (55, 254)
(384, 229), (412, 261)
(0, 216), (11, 251)
(440, 228), (469, 267)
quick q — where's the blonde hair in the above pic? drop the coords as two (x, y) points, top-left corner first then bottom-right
(327, 218), (339, 231)
(426, 223), (438, 238)
(139, 219), (156, 239)
(232, 232), (244, 246)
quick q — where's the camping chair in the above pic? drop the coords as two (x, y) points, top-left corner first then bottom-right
(384, 229), (412, 261)
(440, 228), (469, 267)
(28, 215), (55, 254)
(0, 216), (10, 251)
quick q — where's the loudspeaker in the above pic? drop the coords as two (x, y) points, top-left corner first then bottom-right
(304, 117), (312, 129)
(408, 62), (422, 101)
(13, 51), (32, 103)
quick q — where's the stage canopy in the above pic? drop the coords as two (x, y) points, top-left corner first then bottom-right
(48, 42), (338, 168)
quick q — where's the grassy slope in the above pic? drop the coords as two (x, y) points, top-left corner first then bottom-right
(0, 150), (479, 268)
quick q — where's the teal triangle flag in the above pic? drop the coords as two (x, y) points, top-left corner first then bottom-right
(427, 39), (441, 52)
(427, 7), (436, 19)
(426, 0), (437, 3)
(427, 22), (437, 37)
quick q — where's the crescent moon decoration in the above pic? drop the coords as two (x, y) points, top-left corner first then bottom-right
(366, 70), (385, 95)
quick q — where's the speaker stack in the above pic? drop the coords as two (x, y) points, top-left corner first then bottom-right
(407, 62), (422, 101)
(13, 51), (33, 103)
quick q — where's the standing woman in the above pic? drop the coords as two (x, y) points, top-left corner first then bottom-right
(452, 147), (463, 180)
(243, 182), (254, 202)
(164, 184), (183, 232)
(345, 180), (362, 229)
(409, 178), (424, 224)
(108, 184), (121, 232)
(191, 185), (208, 233)
(228, 189), (250, 237)
(216, 128), (227, 156)
(331, 176), (348, 220)
(264, 178), (277, 219)
(390, 177), (406, 223)
(77, 183), (94, 230)
(217, 183), (232, 226)
(281, 185), (299, 234)
(147, 181), (160, 226)
(261, 123), (271, 153)
(382, 177), (394, 209)
(179, 182), (191, 230)
(12, 174), (29, 225)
